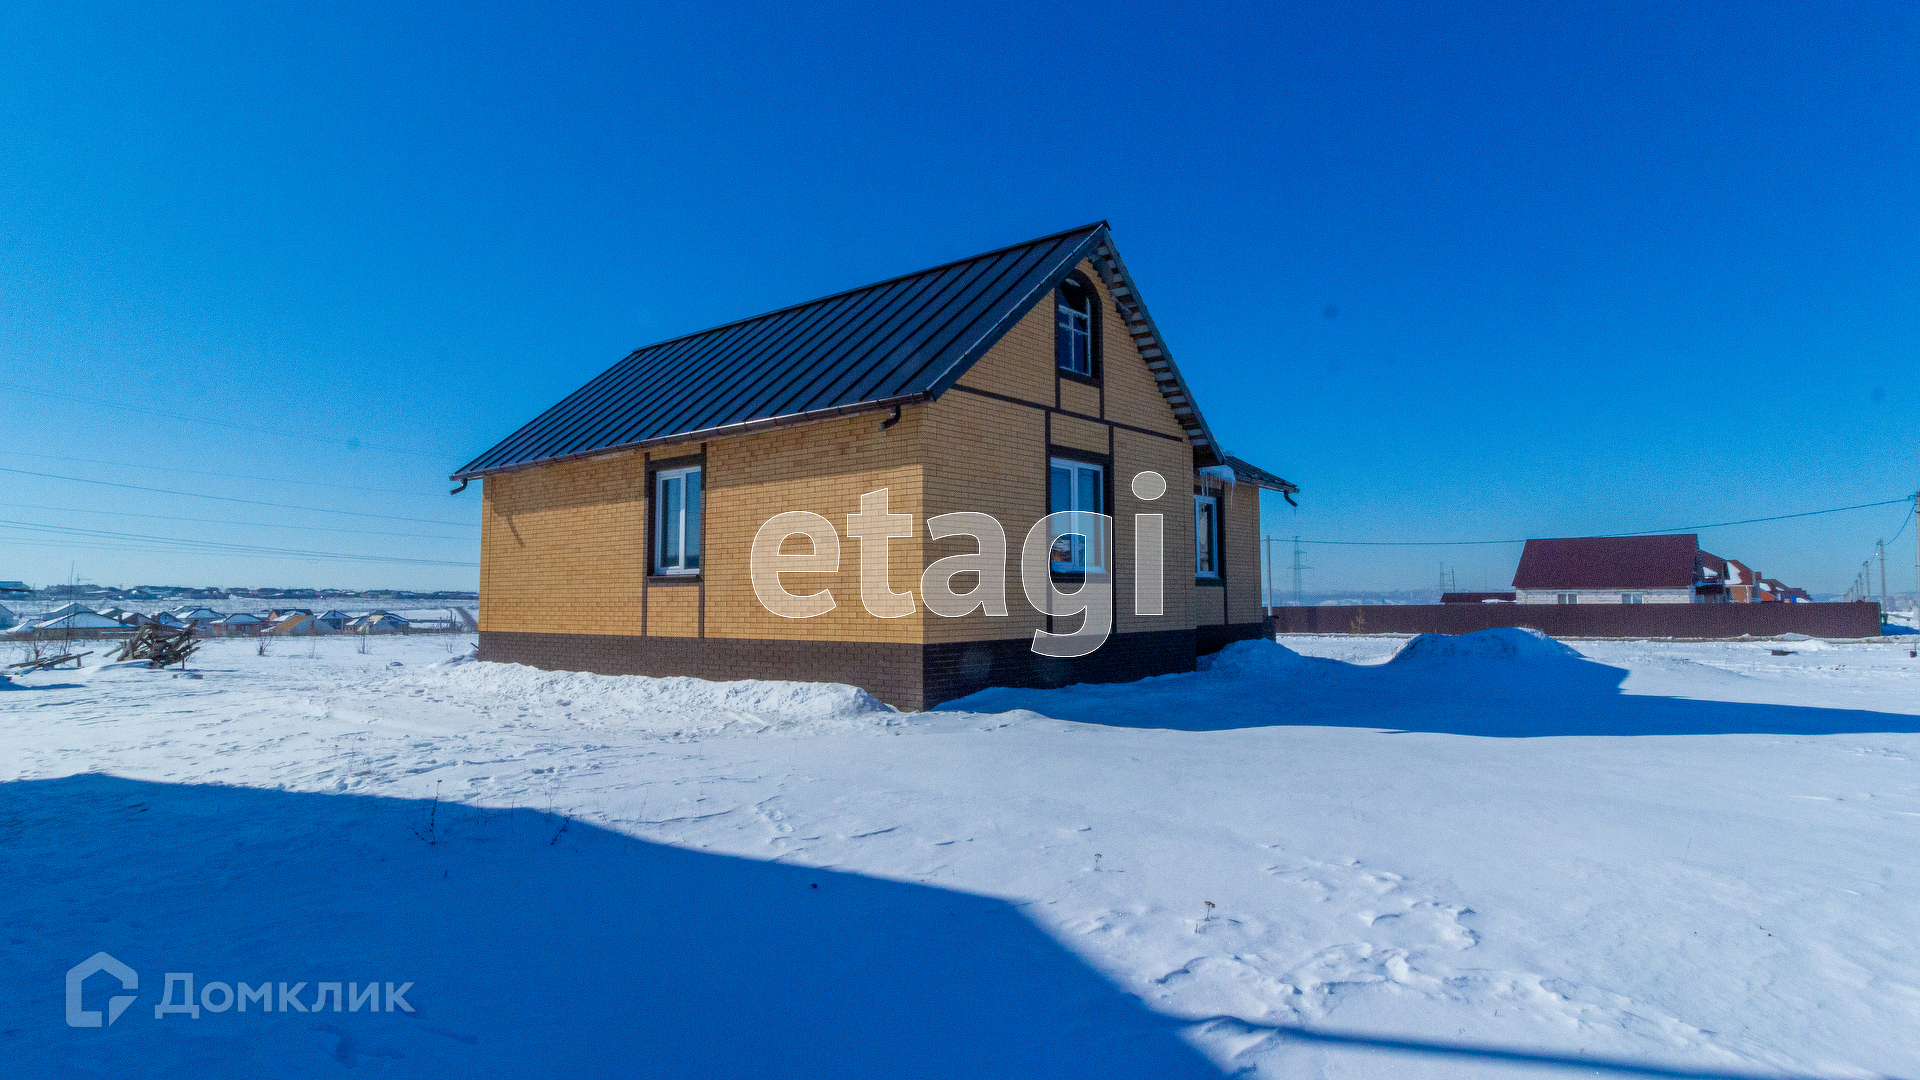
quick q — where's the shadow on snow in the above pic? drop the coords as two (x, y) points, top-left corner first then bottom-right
(942, 630), (1920, 738)
(4, 774), (1217, 1079)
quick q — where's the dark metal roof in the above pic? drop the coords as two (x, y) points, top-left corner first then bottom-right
(455, 223), (1130, 479)
(1440, 592), (1516, 604)
(1223, 456), (1297, 494)
(1511, 534), (1700, 590)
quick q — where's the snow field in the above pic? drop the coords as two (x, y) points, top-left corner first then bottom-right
(3, 631), (1918, 1077)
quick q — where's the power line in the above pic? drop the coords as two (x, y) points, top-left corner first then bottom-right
(0, 467), (479, 528)
(0, 519), (479, 568)
(0, 532), (477, 569)
(0, 449), (460, 501)
(1298, 497), (1915, 547)
(0, 502), (477, 542)
(0, 385), (446, 459)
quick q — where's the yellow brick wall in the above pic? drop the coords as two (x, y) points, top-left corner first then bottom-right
(1222, 482), (1263, 624)
(1048, 412), (1108, 456)
(706, 412), (926, 643)
(479, 454), (647, 635)
(921, 257), (1201, 643)
(1058, 379), (1099, 417)
(1111, 427), (1195, 635)
(1195, 586), (1226, 625)
(918, 391), (1047, 645)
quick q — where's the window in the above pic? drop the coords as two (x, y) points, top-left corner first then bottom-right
(1557, 592), (1577, 605)
(1621, 593), (1643, 604)
(1055, 278), (1093, 376)
(1195, 494), (1220, 578)
(654, 466), (702, 574)
(1048, 458), (1105, 572)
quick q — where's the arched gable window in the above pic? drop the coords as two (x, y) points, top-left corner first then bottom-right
(1055, 275), (1095, 377)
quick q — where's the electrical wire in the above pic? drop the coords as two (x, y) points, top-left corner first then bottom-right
(0, 502), (475, 542)
(0, 533), (476, 568)
(1297, 497), (1914, 547)
(0, 467), (479, 527)
(0, 449), (461, 501)
(0, 520), (477, 568)
(0, 385), (446, 459)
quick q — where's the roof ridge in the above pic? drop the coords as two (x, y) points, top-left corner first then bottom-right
(614, 221), (1110, 359)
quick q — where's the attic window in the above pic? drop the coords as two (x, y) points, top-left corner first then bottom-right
(1056, 279), (1093, 376)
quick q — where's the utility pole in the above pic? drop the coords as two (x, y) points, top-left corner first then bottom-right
(1879, 539), (1888, 615)
(1291, 536), (1307, 608)
(1264, 536), (1274, 611)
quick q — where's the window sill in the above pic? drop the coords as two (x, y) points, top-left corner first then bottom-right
(1057, 368), (1101, 387)
(647, 573), (702, 586)
(1195, 576), (1224, 587)
(1050, 570), (1110, 585)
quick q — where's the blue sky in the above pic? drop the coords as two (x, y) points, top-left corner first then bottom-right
(2, 1), (1915, 598)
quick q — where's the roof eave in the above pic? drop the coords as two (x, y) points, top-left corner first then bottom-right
(450, 390), (932, 481)
(1085, 234), (1228, 466)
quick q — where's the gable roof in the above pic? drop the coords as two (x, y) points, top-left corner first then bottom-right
(1512, 534), (1701, 590)
(452, 223), (1225, 479)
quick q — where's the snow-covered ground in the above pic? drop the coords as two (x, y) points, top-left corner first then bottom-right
(4, 631), (1918, 1077)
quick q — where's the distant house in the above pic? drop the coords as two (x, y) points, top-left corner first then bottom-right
(172, 607), (224, 627)
(313, 610), (351, 632)
(1513, 535), (1812, 605)
(0, 604), (17, 630)
(0, 581), (31, 595)
(1440, 592), (1515, 604)
(1758, 579), (1811, 603)
(34, 603), (101, 623)
(210, 612), (266, 635)
(30, 611), (127, 632)
(268, 608), (314, 621)
(269, 614), (319, 635)
(349, 611), (410, 634)
(1697, 552), (1766, 603)
(1513, 535), (1709, 604)
(149, 611), (187, 628)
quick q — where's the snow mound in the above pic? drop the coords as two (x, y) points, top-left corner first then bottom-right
(1385, 627), (1584, 667)
(1196, 638), (1314, 677)
(424, 661), (896, 736)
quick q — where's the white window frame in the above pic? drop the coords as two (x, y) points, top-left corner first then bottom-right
(1621, 593), (1643, 604)
(1048, 457), (1105, 573)
(1195, 494), (1221, 578)
(654, 465), (703, 575)
(1557, 592), (1577, 605)
(1056, 285), (1093, 376)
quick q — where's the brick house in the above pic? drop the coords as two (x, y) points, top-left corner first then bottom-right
(1513, 534), (1725, 604)
(452, 223), (1296, 709)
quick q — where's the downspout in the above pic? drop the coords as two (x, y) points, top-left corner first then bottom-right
(450, 479), (470, 495)
(878, 405), (903, 431)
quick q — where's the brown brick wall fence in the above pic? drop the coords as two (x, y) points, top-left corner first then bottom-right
(1268, 602), (1883, 639)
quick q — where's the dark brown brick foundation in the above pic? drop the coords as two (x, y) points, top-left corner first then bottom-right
(478, 626), (1241, 711)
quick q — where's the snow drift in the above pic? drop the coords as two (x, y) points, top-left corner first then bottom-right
(1384, 627), (1586, 667)
(414, 660), (897, 738)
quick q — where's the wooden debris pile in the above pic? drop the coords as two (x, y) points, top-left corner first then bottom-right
(112, 623), (200, 669)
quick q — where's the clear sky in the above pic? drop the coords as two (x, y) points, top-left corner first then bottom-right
(3, 2), (1915, 598)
